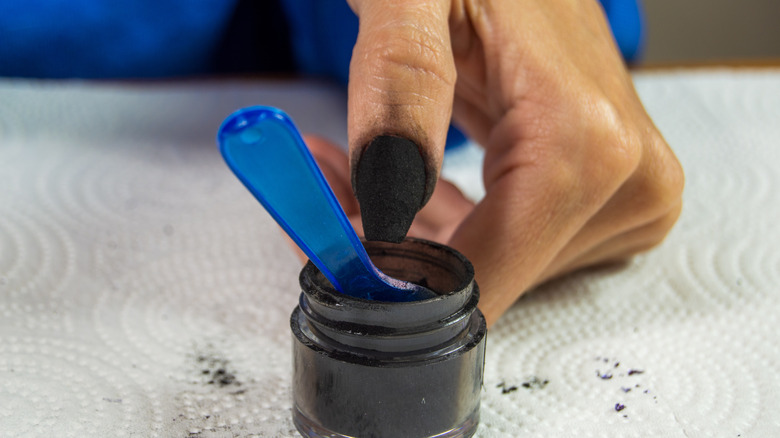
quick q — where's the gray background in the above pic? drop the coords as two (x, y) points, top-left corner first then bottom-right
(643, 0), (780, 63)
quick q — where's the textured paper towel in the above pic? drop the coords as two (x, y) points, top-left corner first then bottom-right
(1, 71), (779, 437)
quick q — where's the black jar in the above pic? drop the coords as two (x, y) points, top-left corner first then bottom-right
(290, 238), (487, 438)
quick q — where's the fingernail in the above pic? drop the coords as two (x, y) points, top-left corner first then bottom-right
(354, 136), (427, 243)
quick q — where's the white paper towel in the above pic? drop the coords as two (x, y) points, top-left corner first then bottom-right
(1, 70), (779, 437)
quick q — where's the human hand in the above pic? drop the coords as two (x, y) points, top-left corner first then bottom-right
(302, 0), (684, 327)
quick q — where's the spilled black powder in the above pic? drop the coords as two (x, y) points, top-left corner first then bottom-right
(521, 376), (550, 390)
(195, 353), (241, 388)
(497, 377), (549, 394)
(497, 382), (518, 395)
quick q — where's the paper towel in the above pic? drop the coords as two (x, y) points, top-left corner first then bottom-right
(1, 70), (779, 437)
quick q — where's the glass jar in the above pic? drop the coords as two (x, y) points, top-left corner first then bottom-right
(291, 238), (487, 438)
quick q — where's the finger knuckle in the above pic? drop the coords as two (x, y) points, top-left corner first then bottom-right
(637, 133), (685, 217)
(638, 203), (683, 251)
(595, 110), (644, 185)
(658, 143), (685, 207)
(591, 108), (684, 222)
(361, 20), (456, 87)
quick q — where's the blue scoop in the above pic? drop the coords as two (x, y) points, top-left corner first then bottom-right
(217, 106), (437, 302)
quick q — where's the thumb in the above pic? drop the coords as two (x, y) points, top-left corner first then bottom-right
(347, 0), (456, 242)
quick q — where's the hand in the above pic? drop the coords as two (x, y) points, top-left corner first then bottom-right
(302, 0), (684, 327)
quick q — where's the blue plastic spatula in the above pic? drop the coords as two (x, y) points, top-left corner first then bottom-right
(217, 106), (437, 302)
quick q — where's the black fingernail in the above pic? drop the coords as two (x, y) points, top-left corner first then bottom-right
(354, 136), (427, 243)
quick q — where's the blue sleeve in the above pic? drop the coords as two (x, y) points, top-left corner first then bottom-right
(279, 0), (358, 85)
(599, 0), (646, 63)
(281, 0), (644, 149)
(0, 0), (237, 78)
(281, 0), (645, 83)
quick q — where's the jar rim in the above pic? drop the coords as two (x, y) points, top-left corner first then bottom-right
(299, 238), (477, 329)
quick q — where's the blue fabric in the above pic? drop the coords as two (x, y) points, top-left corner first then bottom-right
(0, 0), (645, 78)
(280, 0), (645, 148)
(0, 0), (643, 146)
(281, 0), (645, 81)
(600, 0), (645, 62)
(279, 0), (357, 85)
(0, 0), (236, 78)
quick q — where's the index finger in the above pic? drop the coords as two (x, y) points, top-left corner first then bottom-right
(347, 0), (456, 240)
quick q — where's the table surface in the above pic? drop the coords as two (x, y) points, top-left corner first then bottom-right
(1, 68), (779, 437)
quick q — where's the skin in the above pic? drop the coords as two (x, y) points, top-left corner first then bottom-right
(298, 0), (684, 327)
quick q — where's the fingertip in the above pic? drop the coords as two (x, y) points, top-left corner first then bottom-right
(347, 0), (455, 202)
(354, 135), (427, 243)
